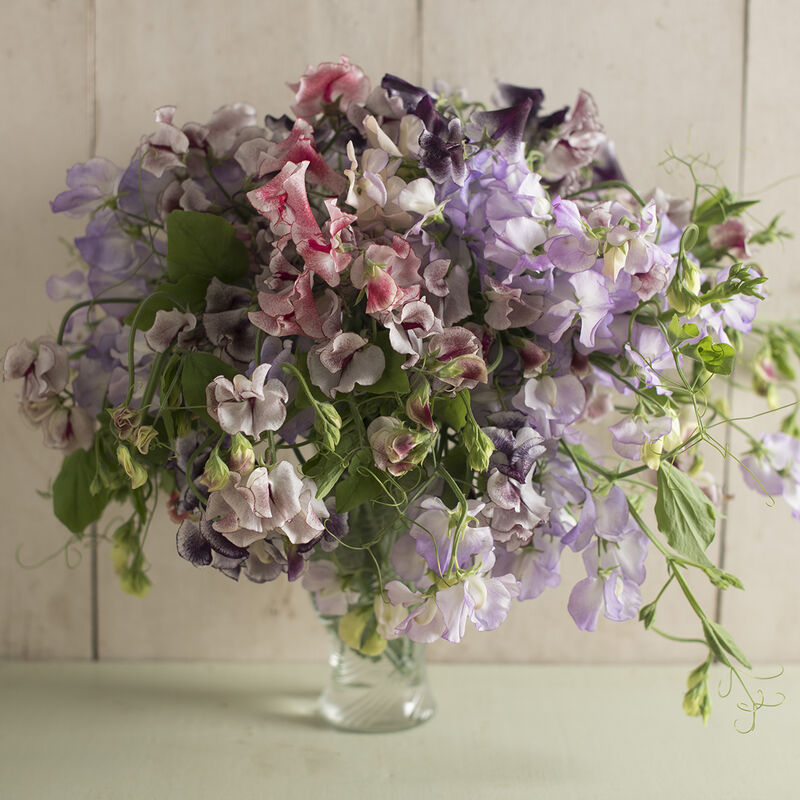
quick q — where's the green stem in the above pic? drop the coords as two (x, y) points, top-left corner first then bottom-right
(57, 298), (140, 345)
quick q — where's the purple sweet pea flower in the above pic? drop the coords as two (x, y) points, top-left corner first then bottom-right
(568, 521), (648, 631)
(409, 497), (493, 577)
(51, 157), (121, 217)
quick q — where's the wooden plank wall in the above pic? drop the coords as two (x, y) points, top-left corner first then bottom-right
(2, 0), (798, 663)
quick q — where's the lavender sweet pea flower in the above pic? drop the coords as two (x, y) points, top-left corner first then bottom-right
(493, 529), (564, 601)
(384, 581), (446, 644)
(625, 324), (675, 394)
(409, 497), (493, 576)
(563, 485), (631, 553)
(435, 553), (520, 643)
(303, 561), (359, 616)
(513, 373), (586, 441)
(740, 433), (800, 516)
(609, 416), (675, 462)
(568, 522), (648, 631)
(51, 157), (121, 217)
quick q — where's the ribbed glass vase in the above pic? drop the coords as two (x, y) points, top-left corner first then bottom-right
(318, 627), (435, 733)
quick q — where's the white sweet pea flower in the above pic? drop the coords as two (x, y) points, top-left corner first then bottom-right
(205, 363), (288, 438)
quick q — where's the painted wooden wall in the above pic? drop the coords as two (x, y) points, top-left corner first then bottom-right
(2, 0), (799, 664)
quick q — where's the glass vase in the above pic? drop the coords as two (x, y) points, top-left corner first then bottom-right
(318, 627), (435, 733)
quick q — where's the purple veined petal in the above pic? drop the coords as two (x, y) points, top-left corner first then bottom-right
(200, 518), (249, 560)
(266, 461), (304, 527)
(243, 550), (284, 584)
(487, 471), (521, 510)
(567, 576), (605, 631)
(176, 519), (212, 566)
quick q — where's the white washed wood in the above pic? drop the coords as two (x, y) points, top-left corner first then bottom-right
(720, 0), (800, 661)
(0, 1), (93, 658)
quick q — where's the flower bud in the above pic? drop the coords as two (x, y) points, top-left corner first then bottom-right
(509, 336), (549, 378)
(229, 433), (255, 475)
(200, 448), (231, 492)
(116, 445), (148, 490)
(667, 262), (702, 316)
(120, 567), (152, 598)
(314, 402), (342, 450)
(109, 405), (141, 441)
(134, 425), (158, 455)
(406, 378), (435, 432)
(463, 420), (494, 472)
(603, 241), (628, 281)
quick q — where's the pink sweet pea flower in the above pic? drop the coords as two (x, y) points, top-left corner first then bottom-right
(248, 161), (353, 286)
(249, 269), (342, 340)
(289, 56), (370, 120)
(350, 236), (423, 314)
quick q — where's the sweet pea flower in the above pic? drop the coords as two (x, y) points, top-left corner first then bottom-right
(205, 363), (288, 439)
(51, 157), (122, 217)
(567, 522), (648, 631)
(427, 326), (489, 391)
(384, 582), (447, 644)
(435, 553), (520, 643)
(350, 236), (423, 314)
(289, 56), (370, 119)
(4, 338), (70, 402)
(307, 332), (385, 398)
(368, 416), (433, 476)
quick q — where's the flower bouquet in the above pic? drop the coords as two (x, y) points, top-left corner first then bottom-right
(5, 56), (797, 731)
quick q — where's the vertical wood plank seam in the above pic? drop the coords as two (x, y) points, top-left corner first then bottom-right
(416, 0), (424, 86)
(87, 0), (99, 662)
(715, 0), (750, 625)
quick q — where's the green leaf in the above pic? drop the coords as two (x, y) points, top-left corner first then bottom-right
(364, 335), (409, 395)
(166, 210), (249, 283)
(52, 448), (112, 535)
(667, 314), (700, 342)
(693, 188), (758, 227)
(303, 451), (345, 499)
(655, 461), (716, 566)
(703, 619), (752, 669)
(335, 449), (384, 513)
(695, 336), (735, 375)
(432, 394), (467, 431)
(124, 275), (210, 331)
(181, 352), (238, 423)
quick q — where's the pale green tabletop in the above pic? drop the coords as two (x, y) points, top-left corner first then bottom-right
(0, 661), (796, 798)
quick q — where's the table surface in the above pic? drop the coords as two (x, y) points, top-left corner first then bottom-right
(0, 661), (797, 799)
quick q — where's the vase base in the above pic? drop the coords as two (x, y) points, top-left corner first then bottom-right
(318, 685), (435, 733)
